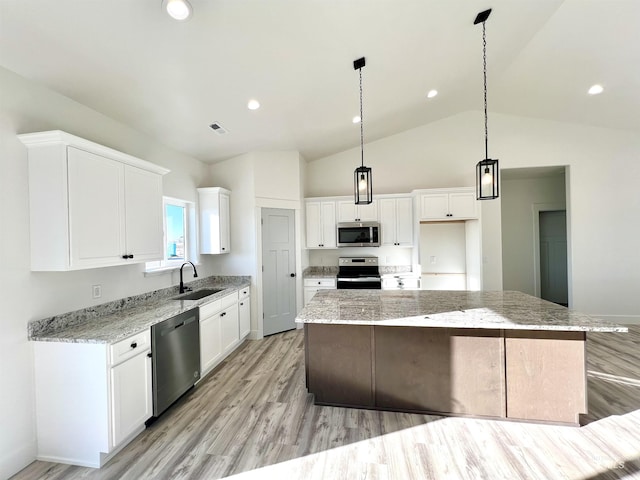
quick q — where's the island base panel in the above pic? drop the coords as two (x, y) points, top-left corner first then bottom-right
(505, 330), (587, 424)
(305, 324), (374, 407)
(375, 327), (506, 417)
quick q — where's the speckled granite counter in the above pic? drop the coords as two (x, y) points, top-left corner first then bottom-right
(302, 266), (338, 278)
(296, 289), (627, 333)
(29, 275), (251, 344)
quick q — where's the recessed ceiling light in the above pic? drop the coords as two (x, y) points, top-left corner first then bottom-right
(352, 116), (361, 124)
(426, 89), (438, 99)
(247, 99), (260, 110)
(163, 0), (192, 21)
(588, 84), (604, 95)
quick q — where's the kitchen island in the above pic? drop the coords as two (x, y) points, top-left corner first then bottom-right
(295, 290), (627, 425)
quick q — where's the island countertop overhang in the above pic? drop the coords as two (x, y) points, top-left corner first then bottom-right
(295, 289), (628, 333)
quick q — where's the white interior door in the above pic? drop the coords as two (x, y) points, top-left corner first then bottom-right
(262, 208), (297, 336)
(539, 210), (568, 306)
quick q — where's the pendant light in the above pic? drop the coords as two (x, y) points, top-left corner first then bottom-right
(474, 9), (499, 200)
(353, 57), (373, 205)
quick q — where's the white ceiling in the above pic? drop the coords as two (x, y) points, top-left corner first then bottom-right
(1, 0), (638, 164)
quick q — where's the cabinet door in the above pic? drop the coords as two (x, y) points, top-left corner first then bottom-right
(219, 192), (231, 253)
(110, 350), (152, 448)
(199, 188), (231, 254)
(357, 201), (378, 222)
(395, 197), (414, 246)
(449, 192), (477, 219)
(338, 200), (377, 222)
(378, 198), (397, 246)
(239, 296), (251, 338)
(221, 306), (240, 354)
(124, 166), (163, 262)
(420, 194), (449, 220)
(68, 147), (126, 268)
(200, 314), (223, 375)
(305, 202), (323, 248)
(337, 201), (358, 222)
(304, 287), (320, 305)
(320, 202), (337, 248)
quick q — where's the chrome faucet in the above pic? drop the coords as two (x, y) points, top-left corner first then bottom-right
(179, 262), (198, 293)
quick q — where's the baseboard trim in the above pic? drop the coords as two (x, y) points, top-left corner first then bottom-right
(0, 442), (37, 479)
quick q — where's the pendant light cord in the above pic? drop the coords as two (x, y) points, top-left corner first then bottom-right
(483, 21), (489, 160)
(359, 67), (364, 168)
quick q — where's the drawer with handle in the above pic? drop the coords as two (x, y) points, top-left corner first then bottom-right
(109, 329), (151, 366)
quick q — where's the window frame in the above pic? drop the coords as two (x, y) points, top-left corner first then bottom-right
(145, 196), (196, 273)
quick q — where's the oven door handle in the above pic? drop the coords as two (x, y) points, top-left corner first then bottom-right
(338, 277), (381, 282)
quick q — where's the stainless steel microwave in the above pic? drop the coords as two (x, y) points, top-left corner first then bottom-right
(337, 222), (380, 247)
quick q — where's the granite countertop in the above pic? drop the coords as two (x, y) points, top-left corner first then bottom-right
(303, 266), (338, 278)
(295, 289), (628, 333)
(29, 276), (251, 344)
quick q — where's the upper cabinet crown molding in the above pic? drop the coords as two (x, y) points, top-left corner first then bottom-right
(18, 130), (170, 176)
(19, 130), (169, 271)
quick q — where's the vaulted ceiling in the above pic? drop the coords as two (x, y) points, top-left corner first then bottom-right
(1, 0), (638, 163)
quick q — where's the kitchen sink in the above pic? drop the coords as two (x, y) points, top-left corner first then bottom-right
(172, 288), (224, 301)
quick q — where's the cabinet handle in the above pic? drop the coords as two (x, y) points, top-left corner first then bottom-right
(221, 312), (226, 317)
(290, 273), (296, 277)
(240, 302), (244, 306)
(147, 352), (152, 358)
(122, 254), (134, 259)
(130, 342), (137, 349)
(222, 247), (226, 251)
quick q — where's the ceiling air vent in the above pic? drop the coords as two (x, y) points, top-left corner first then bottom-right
(209, 122), (228, 135)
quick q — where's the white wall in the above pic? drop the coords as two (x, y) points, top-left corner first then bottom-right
(207, 151), (305, 338)
(0, 67), (211, 478)
(306, 111), (640, 321)
(501, 173), (566, 296)
(308, 246), (413, 267)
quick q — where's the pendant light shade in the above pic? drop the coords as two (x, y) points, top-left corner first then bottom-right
(474, 9), (499, 200)
(353, 57), (373, 205)
(355, 165), (372, 205)
(476, 158), (499, 200)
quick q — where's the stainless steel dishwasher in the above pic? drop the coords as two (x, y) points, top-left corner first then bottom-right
(151, 308), (200, 418)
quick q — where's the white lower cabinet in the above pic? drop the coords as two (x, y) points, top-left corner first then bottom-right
(303, 278), (337, 306)
(33, 330), (152, 468)
(110, 345), (152, 447)
(239, 288), (251, 339)
(199, 288), (249, 379)
(221, 305), (240, 354)
(382, 276), (421, 290)
(199, 305), (224, 377)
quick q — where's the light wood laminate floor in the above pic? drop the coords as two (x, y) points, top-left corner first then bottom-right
(13, 326), (640, 480)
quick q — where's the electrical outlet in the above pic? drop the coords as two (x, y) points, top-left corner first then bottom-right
(92, 284), (102, 299)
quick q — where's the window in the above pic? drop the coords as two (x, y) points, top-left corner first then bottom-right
(146, 197), (195, 272)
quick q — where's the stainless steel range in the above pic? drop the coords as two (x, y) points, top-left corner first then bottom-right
(337, 256), (381, 289)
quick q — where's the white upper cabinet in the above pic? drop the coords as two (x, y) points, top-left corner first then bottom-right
(19, 131), (168, 271)
(306, 199), (337, 248)
(379, 196), (414, 246)
(419, 188), (477, 221)
(337, 200), (378, 223)
(198, 187), (231, 254)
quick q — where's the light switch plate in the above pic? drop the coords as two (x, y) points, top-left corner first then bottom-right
(92, 284), (102, 299)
